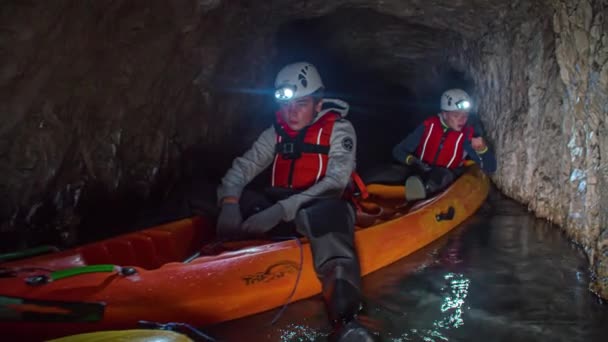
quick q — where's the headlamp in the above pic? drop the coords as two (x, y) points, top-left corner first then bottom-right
(274, 85), (296, 101)
(455, 100), (471, 110)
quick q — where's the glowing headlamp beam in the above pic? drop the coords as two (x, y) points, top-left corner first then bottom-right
(275, 87), (295, 101)
(456, 100), (471, 110)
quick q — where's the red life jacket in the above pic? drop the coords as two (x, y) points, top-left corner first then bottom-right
(415, 115), (474, 169)
(271, 111), (339, 189)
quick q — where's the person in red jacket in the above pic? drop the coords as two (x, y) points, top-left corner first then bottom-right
(216, 62), (375, 341)
(392, 89), (496, 200)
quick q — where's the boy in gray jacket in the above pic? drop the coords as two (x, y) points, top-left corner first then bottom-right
(216, 62), (374, 341)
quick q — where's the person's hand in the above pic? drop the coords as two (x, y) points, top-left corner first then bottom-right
(216, 202), (243, 239)
(471, 137), (487, 152)
(406, 154), (432, 173)
(242, 204), (284, 236)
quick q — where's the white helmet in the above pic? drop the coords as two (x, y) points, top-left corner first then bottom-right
(274, 62), (324, 102)
(440, 88), (472, 112)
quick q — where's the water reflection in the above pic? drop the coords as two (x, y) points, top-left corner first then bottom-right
(436, 273), (470, 328)
(207, 191), (607, 341)
(279, 324), (324, 341)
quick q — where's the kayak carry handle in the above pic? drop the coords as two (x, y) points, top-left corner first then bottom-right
(25, 264), (137, 286)
(436, 206), (455, 221)
(0, 245), (60, 263)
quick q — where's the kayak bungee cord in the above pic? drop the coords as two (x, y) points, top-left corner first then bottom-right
(270, 235), (304, 325)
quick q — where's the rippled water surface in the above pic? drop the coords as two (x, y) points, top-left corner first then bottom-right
(207, 191), (607, 341)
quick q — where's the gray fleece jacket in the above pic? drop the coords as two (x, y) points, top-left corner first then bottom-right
(217, 99), (356, 221)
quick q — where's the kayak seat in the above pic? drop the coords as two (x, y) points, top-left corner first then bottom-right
(104, 239), (138, 267)
(156, 225), (201, 262)
(122, 234), (162, 269)
(360, 163), (409, 186)
(141, 230), (180, 266)
(78, 218), (205, 269)
(79, 233), (163, 269)
(79, 244), (112, 267)
(75, 230), (175, 269)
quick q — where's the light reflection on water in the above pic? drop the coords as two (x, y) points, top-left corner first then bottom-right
(436, 273), (470, 328)
(207, 191), (607, 341)
(278, 324), (324, 342)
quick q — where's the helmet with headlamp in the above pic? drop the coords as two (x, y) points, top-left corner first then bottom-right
(274, 62), (324, 102)
(441, 89), (472, 112)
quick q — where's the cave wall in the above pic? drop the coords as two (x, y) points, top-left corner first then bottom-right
(449, 0), (608, 297)
(0, 0), (277, 247)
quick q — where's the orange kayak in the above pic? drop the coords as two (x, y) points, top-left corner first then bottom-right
(0, 165), (489, 341)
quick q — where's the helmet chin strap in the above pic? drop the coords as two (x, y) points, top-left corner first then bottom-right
(438, 112), (452, 130)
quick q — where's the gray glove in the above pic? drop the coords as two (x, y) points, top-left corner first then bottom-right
(242, 203), (284, 236)
(216, 203), (243, 239)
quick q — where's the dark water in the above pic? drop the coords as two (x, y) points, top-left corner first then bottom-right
(206, 190), (607, 341)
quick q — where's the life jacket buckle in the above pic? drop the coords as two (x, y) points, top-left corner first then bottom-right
(282, 142), (295, 154)
(280, 142), (300, 160)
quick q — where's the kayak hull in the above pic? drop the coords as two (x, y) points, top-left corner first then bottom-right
(0, 165), (489, 340)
